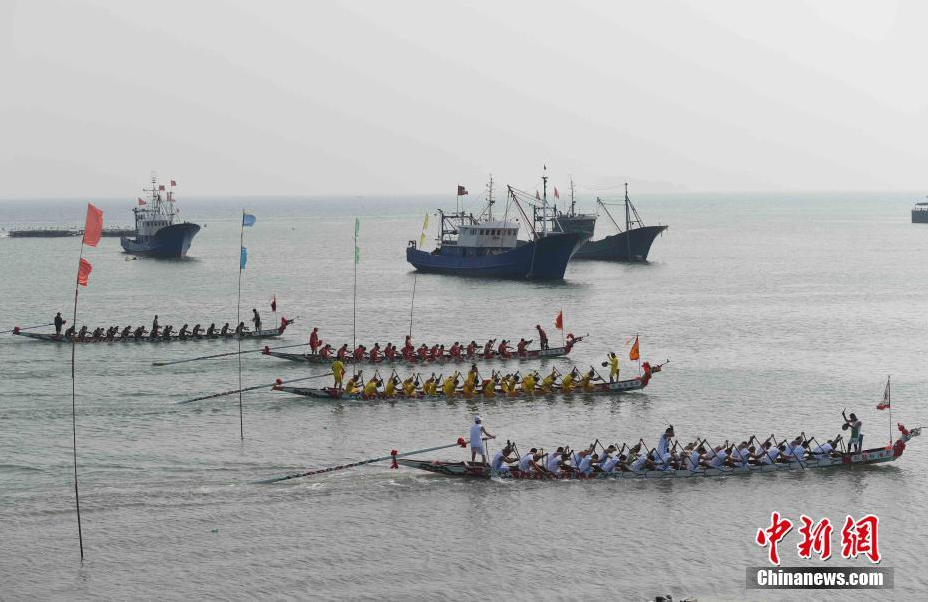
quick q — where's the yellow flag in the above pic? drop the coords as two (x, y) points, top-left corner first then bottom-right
(419, 233), (426, 247)
(422, 212), (429, 230)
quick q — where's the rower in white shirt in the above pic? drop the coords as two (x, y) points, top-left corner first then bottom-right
(654, 426), (675, 461)
(546, 447), (566, 476)
(490, 443), (517, 474)
(518, 448), (544, 473)
(811, 439), (839, 460)
(729, 442), (750, 468)
(577, 451), (596, 476)
(754, 440), (780, 465)
(600, 452), (623, 474)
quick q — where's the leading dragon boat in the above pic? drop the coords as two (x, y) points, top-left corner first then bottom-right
(398, 426), (921, 480)
(12, 322), (292, 344)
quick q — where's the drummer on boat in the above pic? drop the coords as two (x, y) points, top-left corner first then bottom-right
(309, 327), (321, 354)
(331, 358), (346, 390)
(842, 410), (863, 453)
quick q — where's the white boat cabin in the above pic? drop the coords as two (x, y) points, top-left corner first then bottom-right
(456, 220), (519, 249)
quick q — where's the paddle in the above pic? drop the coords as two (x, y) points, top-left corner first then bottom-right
(255, 439), (468, 484)
(152, 342), (309, 366)
(175, 372), (329, 404)
(2, 322), (54, 334)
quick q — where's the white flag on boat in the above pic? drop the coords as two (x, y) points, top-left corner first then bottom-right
(876, 377), (890, 410)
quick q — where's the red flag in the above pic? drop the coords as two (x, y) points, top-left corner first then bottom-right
(629, 336), (640, 361)
(554, 186), (560, 199)
(271, 295), (277, 312)
(158, 185), (165, 191)
(77, 258), (93, 286)
(554, 310), (563, 330)
(536, 190), (541, 200)
(82, 203), (103, 247)
(457, 185), (468, 196)
(876, 379), (890, 410)
(170, 180), (177, 187)
(138, 198), (147, 206)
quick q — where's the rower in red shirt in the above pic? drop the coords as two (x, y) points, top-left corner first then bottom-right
(369, 343), (381, 362)
(353, 345), (366, 361)
(429, 344), (441, 361)
(483, 339), (495, 359)
(466, 341), (478, 358)
(384, 343), (396, 360)
(497, 339), (511, 359)
(320, 344), (334, 359)
(309, 327), (321, 354)
(402, 336), (414, 358)
(516, 337), (531, 357)
(417, 344), (429, 361)
(449, 342), (462, 359)
(337, 344), (349, 362)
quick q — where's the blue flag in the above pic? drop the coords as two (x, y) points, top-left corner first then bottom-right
(240, 246), (247, 269)
(243, 213), (256, 227)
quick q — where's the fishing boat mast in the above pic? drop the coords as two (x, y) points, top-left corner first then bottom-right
(487, 174), (494, 221)
(569, 175), (576, 216)
(541, 166), (548, 236)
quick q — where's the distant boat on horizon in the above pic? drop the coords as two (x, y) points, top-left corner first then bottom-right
(120, 172), (200, 258)
(912, 198), (928, 224)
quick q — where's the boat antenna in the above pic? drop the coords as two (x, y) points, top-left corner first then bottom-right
(487, 174), (494, 221)
(541, 166), (548, 236)
(237, 209), (246, 440)
(569, 175), (575, 216)
(625, 183), (632, 232)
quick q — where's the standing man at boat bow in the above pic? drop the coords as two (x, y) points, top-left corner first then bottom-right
(470, 415), (496, 464)
(331, 358), (346, 390)
(54, 312), (66, 335)
(842, 410), (863, 453)
(251, 308), (261, 332)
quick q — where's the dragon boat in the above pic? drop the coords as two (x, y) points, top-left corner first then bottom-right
(273, 361), (661, 400)
(263, 341), (578, 366)
(12, 322), (292, 344)
(398, 426), (921, 480)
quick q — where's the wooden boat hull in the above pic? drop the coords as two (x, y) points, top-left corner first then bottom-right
(13, 328), (285, 344)
(397, 429), (920, 480)
(273, 375), (648, 400)
(264, 344), (576, 365)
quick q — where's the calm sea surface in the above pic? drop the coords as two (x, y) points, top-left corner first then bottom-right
(1, 192), (926, 601)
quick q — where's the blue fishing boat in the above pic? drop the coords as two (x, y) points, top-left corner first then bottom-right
(121, 172), (200, 258)
(406, 177), (580, 280)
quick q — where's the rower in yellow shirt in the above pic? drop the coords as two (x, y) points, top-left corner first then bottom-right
(384, 375), (399, 398)
(363, 375), (380, 398)
(345, 373), (361, 395)
(442, 372), (459, 397)
(402, 376), (417, 397)
(499, 374), (511, 395)
(579, 369), (597, 392)
(521, 371), (537, 395)
(560, 369), (577, 393)
(482, 376), (497, 398)
(540, 368), (557, 393)
(507, 374), (520, 397)
(331, 359), (346, 389)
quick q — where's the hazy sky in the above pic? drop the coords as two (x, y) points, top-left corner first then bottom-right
(2, 0), (926, 198)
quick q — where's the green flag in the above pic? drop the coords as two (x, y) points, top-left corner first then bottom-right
(354, 217), (360, 238)
(354, 245), (360, 264)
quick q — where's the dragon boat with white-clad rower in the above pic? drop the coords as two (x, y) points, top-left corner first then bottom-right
(398, 425), (921, 480)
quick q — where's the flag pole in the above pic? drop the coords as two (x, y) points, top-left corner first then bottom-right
(353, 218), (358, 366)
(888, 375), (892, 446)
(237, 209), (245, 440)
(637, 332), (641, 374)
(70, 239), (86, 562)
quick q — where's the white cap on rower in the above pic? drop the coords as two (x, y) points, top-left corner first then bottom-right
(475, 415), (482, 423)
